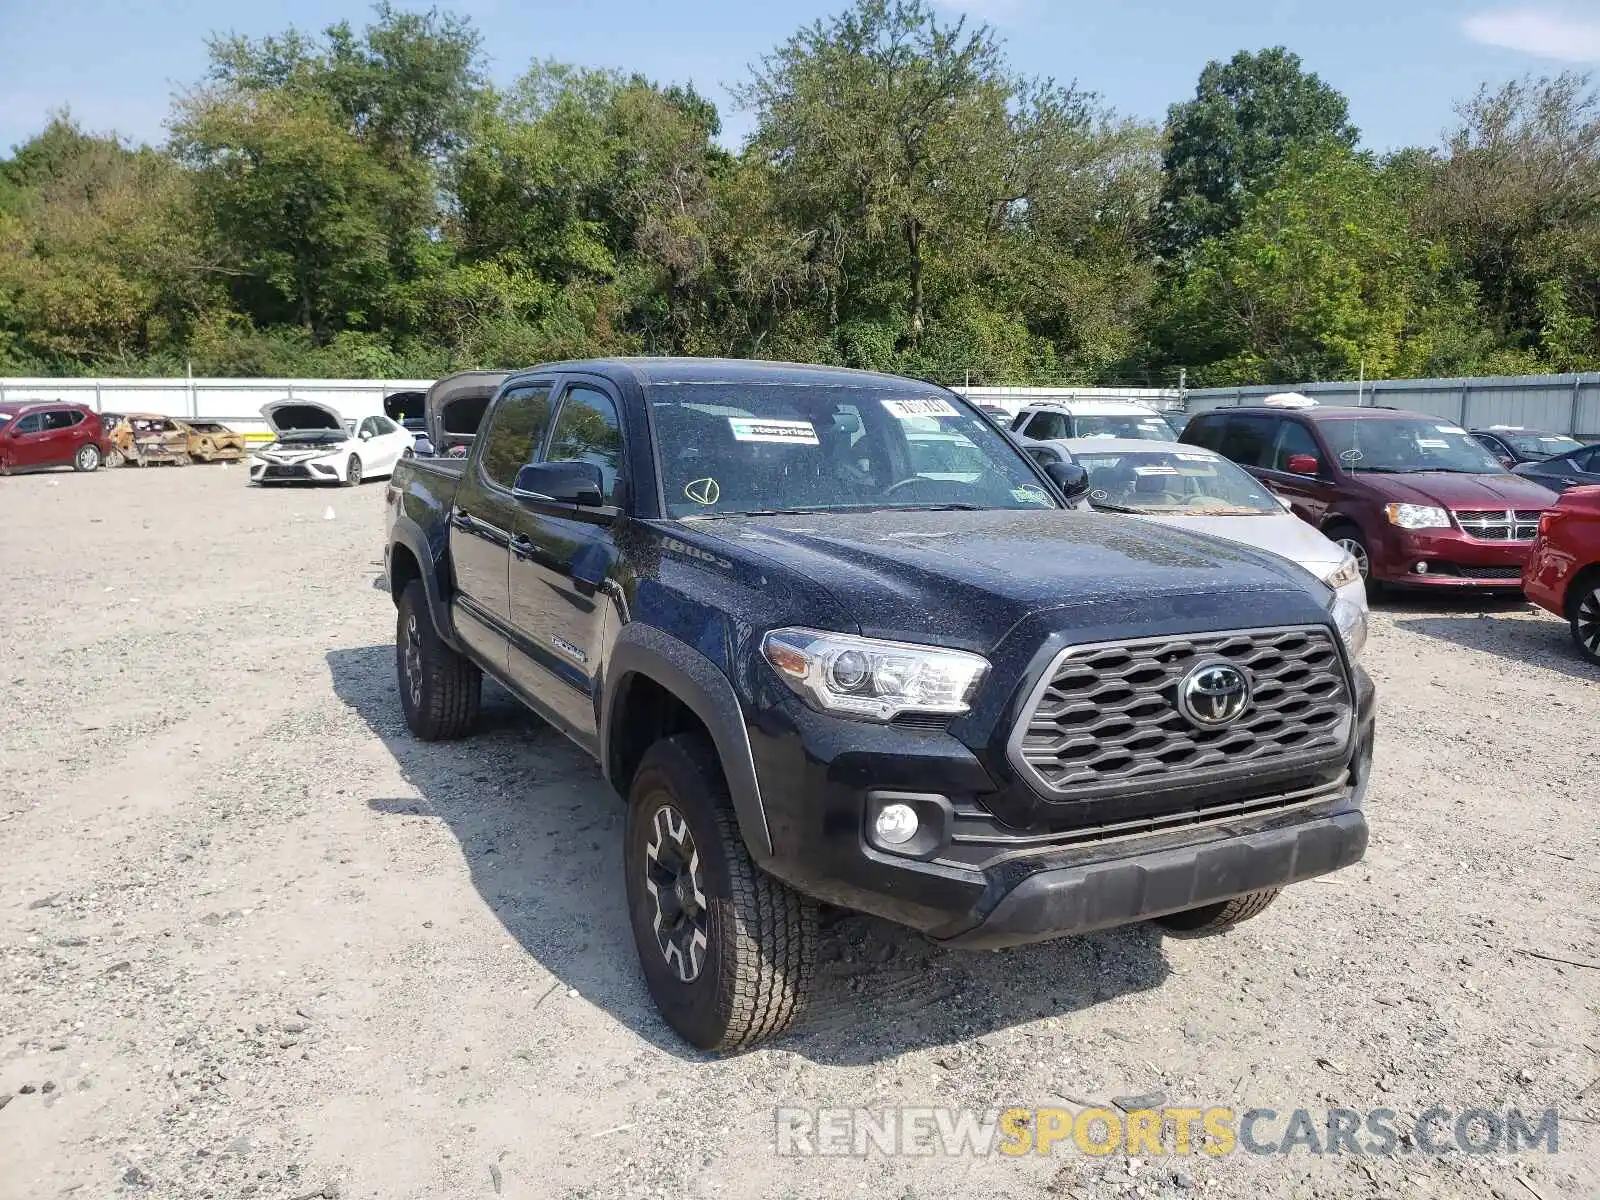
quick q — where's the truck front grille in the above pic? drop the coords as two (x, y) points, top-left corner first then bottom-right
(1010, 626), (1352, 799)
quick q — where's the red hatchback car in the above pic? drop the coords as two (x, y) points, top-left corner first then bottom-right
(1524, 485), (1600, 664)
(1182, 406), (1556, 591)
(0, 402), (111, 474)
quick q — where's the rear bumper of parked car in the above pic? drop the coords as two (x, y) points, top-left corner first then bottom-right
(752, 665), (1376, 948)
(1369, 525), (1531, 588)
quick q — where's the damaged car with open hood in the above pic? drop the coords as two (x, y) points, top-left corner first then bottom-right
(249, 400), (413, 487)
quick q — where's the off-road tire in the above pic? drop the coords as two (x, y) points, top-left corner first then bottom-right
(344, 454), (363, 487)
(1156, 888), (1281, 935)
(73, 444), (101, 473)
(396, 579), (480, 740)
(624, 734), (816, 1052)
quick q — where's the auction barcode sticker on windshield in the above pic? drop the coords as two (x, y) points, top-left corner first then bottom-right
(883, 397), (959, 420)
(727, 417), (819, 445)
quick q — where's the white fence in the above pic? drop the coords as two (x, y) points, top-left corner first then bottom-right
(1183, 373), (1600, 438)
(0, 377), (434, 439)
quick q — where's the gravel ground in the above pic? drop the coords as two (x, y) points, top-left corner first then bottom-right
(1, 466), (1596, 1200)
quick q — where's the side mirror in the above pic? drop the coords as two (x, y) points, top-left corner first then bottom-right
(359, 429), (373, 441)
(514, 460), (605, 507)
(1497, 456), (1514, 469)
(1286, 453), (1320, 476)
(1044, 460), (1090, 500)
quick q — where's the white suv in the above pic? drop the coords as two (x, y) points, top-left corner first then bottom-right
(1009, 400), (1176, 443)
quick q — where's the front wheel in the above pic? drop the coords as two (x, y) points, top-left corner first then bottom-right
(73, 444), (102, 473)
(396, 579), (480, 740)
(1569, 575), (1600, 665)
(344, 454), (363, 487)
(1326, 522), (1378, 598)
(1156, 888), (1280, 936)
(624, 735), (816, 1052)
(105, 449), (125, 469)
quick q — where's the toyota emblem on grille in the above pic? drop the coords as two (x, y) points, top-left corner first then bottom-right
(1177, 661), (1252, 728)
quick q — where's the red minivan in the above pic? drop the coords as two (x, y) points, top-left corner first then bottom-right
(1182, 406), (1556, 591)
(0, 402), (110, 473)
(1524, 485), (1600, 664)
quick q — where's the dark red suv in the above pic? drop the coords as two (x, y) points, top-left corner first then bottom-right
(0, 402), (110, 474)
(1181, 406), (1556, 591)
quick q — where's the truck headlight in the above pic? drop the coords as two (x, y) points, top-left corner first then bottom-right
(1385, 503), (1450, 530)
(1331, 595), (1367, 659)
(1322, 555), (1363, 591)
(762, 628), (989, 722)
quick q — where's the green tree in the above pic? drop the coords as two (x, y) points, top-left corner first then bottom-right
(1159, 48), (1358, 262)
(1157, 149), (1475, 384)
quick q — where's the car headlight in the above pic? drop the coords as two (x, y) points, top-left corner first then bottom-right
(1385, 503), (1450, 530)
(761, 628), (989, 722)
(1322, 555), (1363, 591)
(1331, 594), (1367, 660)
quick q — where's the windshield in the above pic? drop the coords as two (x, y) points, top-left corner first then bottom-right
(1320, 417), (1506, 474)
(650, 384), (1058, 518)
(0, 413), (11, 431)
(1073, 413), (1175, 441)
(1074, 447), (1282, 515)
(1503, 432), (1582, 459)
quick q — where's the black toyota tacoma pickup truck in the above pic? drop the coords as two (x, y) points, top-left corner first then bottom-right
(384, 358), (1374, 1051)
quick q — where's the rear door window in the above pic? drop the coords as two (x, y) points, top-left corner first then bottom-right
(479, 383), (556, 489)
(1183, 416), (1224, 451)
(43, 410), (81, 431)
(1218, 415), (1278, 468)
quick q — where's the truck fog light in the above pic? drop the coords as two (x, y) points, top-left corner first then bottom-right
(873, 803), (919, 846)
(1414, 561), (1429, 575)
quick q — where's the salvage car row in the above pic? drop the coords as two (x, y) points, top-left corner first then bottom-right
(0, 401), (249, 472)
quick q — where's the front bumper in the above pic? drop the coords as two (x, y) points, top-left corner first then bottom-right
(751, 663), (1376, 947)
(249, 456), (343, 484)
(942, 808), (1366, 948)
(1370, 525), (1532, 587)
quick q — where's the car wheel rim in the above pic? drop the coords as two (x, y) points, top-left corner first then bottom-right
(1577, 588), (1600, 658)
(643, 803), (709, 983)
(404, 613), (423, 708)
(350, 458), (362, 484)
(78, 447), (95, 468)
(1336, 537), (1369, 579)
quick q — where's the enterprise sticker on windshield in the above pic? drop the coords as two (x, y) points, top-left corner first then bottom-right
(1175, 452), (1216, 462)
(1134, 465), (1179, 475)
(1417, 438), (1449, 449)
(727, 417), (819, 445)
(883, 397), (958, 420)
(1436, 425), (1465, 434)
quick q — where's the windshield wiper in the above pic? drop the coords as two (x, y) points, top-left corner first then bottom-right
(1410, 467), (1496, 475)
(1087, 500), (1150, 515)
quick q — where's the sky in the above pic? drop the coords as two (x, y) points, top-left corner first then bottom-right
(3, 0), (1600, 155)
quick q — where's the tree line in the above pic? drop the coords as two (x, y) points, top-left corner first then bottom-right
(2, 0), (1597, 387)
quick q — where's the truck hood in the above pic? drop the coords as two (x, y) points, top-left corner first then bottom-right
(695, 508), (1330, 652)
(1352, 470), (1555, 509)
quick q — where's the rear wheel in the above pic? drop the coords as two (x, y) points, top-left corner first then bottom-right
(1156, 888), (1281, 935)
(396, 579), (480, 740)
(624, 735), (816, 1052)
(344, 454), (363, 487)
(105, 449), (125, 468)
(1568, 573), (1600, 665)
(73, 444), (101, 473)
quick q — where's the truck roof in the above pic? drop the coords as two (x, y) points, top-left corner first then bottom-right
(510, 357), (951, 392)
